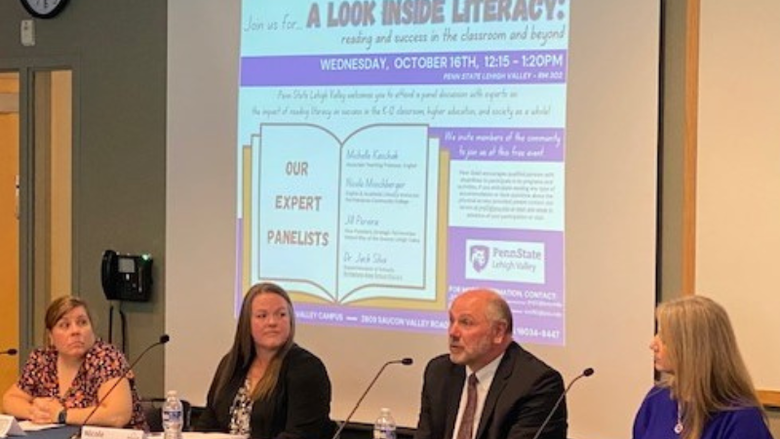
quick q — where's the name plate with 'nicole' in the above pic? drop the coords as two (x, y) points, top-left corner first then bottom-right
(81, 426), (145, 439)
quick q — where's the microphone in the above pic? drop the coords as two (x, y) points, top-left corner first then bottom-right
(330, 358), (414, 439)
(0, 348), (18, 356)
(530, 368), (594, 439)
(71, 334), (170, 439)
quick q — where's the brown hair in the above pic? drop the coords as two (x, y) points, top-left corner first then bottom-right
(656, 295), (764, 439)
(44, 296), (94, 344)
(214, 282), (296, 401)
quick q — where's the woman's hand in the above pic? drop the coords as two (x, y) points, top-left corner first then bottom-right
(30, 397), (64, 424)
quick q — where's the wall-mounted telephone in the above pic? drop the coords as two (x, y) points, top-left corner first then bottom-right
(101, 250), (153, 302)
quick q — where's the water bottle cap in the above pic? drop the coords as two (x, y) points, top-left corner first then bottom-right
(380, 408), (391, 414)
(167, 390), (177, 397)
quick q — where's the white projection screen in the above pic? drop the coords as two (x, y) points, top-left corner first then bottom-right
(166, 1), (659, 438)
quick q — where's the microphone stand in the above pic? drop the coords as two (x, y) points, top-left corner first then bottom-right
(70, 335), (170, 439)
(530, 368), (594, 439)
(330, 358), (413, 439)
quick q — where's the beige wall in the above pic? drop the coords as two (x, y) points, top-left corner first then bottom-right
(695, 0), (780, 435)
(697, 0), (780, 392)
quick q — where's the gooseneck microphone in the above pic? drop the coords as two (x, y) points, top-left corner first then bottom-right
(330, 358), (414, 439)
(70, 334), (170, 439)
(0, 348), (18, 356)
(530, 368), (594, 439)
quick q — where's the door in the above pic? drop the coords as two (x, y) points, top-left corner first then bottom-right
(0, 71), (20, 404)
(0, 67), (73, 403)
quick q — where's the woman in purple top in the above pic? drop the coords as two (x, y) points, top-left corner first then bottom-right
(632, 296), (773, 439)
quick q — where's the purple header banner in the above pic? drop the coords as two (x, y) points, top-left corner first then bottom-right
(241, 50), (567, 87)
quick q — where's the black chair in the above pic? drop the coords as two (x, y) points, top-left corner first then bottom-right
(189, 405), (206, 429)
(140, 397), (192, 432)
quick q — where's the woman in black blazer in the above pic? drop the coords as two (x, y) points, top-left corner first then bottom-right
(195, 283), (334, 439)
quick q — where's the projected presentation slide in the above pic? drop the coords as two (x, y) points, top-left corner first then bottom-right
(236, 0), (568, 345)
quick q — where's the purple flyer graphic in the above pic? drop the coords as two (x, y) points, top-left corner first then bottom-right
(236, 1), (569, 345)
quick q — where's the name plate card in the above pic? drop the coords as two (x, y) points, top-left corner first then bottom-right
(0, 416), (25, 438)
(81, 426), (145, 439)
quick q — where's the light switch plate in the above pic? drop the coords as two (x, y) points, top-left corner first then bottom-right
(21, 19), (35, 47)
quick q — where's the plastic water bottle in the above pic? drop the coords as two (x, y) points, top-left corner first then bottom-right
(162, 390), (183, 439)
(373, 408), (396, 439)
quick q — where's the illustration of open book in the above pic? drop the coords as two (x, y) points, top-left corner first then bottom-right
(247, 123), (440, 304)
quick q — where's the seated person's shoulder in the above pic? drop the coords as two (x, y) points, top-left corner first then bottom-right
(91, 340), (123, 357)
(284, 345), (331, 392)
(421, 353), (458, 379)
(287, 345), (328, 371)
(84, 341), (129, 372)
(726, 405), (769, 425)
(289, 344), (321, 360)
(26, 347), (53, 365)
(513, 344), (560, 375)
(640, 386), (669, 403)
(426, 353), (452, 369)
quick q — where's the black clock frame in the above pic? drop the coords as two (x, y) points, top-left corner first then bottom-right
(20, 0), (70, 19)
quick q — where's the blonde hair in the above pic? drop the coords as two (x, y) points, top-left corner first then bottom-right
(656, 295), (764, 439)
(215, 282), (296, 402)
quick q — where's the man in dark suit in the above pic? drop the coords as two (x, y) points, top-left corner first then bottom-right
(414, 289), (567, 439)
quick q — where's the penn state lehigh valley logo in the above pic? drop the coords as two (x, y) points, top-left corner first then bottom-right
(469, 245), (490, 272)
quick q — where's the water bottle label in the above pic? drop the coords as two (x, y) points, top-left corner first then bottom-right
(374, 428), (395, 439)
(163, 411), (183, 423)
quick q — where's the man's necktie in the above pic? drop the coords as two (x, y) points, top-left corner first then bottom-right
(456, 373), (479, 439)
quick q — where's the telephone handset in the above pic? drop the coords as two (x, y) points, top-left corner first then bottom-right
(101, 249), (153, 302)
(101, 250), (119, 298)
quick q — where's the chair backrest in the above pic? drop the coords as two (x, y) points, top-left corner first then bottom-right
(140, 397), (192, 432)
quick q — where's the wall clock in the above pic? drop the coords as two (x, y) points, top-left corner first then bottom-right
(20, 0), (70, 19)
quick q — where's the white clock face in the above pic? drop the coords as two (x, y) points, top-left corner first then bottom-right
(25, 0), (64, 14)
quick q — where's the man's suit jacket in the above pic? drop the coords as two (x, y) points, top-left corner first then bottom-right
(414, 342), (567, 439)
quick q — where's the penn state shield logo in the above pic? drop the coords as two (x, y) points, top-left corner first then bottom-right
(469, 245), (490, 272)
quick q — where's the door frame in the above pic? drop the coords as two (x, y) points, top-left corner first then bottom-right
(0, 56), (80, 358)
